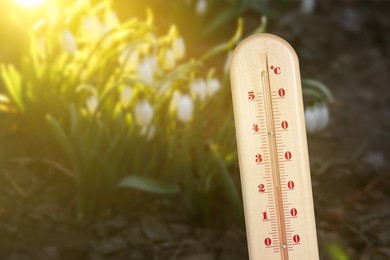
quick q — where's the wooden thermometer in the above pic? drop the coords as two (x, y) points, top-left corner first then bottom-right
(230, 34), (319, 259)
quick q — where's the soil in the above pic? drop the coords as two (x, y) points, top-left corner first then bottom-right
(0, 1), (389, 259)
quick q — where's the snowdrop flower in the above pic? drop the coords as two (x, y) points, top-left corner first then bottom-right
(172, 37), (185, 60)
(120, 87), (133, 108)
(137, 57), (156, 86)
(134, 100), (154, 127)
(86, 96), (99, 114)
(206, 78), (221, 97)
(177, 95), (194, 123)
(119, 47), (139, 72)
(191, 79), (207, 102)
(304, 103), (329, 134)
(196, 0), (207, 15)
(301, 0), (316, 14)
(81, 15), (102, 42)
(162, 49), (176, 70)
(60, 29), (77, 55)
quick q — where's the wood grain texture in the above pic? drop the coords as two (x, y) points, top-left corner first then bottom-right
(230, 33), (319, 260)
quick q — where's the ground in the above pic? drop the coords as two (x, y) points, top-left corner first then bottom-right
(0, 1), (389, 259)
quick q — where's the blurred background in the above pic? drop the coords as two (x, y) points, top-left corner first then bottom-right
(0, 0), (389, 259)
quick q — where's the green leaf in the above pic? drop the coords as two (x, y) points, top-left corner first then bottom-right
(118, 175), (179, 195)
(0, 64), (24, 111)
(302, 79), (334, 102)
(212, 147), (242, 214)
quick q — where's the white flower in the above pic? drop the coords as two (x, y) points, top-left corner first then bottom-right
(81, 15), (102, 42)
(137, 57), (156, 86)
(304, 103), (329, 134)
(86, 96), (99, 114)
(134, 100), (154, 127)
(191, 79), (207, 102)
(60, 29), (77, 54)
(224, 51), (232, 74)
(162, 49), (176, 70)
(301, 0), (316, 14)
(169, 91), (181, 113)
(196, 0), (207, 15)
(206, 78), (221, 97)
(119, 47), (139, 72)
(177, 95), (194, 123)
(172, 37), (185, 60)
(120, 87), (133, 108)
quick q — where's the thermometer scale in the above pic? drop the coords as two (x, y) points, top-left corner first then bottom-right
(230, 34), (319, 259)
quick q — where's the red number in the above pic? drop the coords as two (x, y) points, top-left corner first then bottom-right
(255, 154), (263, 163)
(281, 121), (288, 129)
(278, 88), (286, 97)
(293, 235), (300, 243)
(258, 184), (265, 192)
(290, 208), (297, 217)
(285, 151), (292, 160)
(264, 237), (272, 247)
(287, 181), (295, 189)
(263, 211), (268, 220)
(248, 91), (255, 100)
(253, 124), (259, 132)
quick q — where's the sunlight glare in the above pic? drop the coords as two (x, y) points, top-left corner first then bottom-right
(13, 0), (46, 8)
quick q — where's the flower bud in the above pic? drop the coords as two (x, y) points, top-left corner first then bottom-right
(305, 103), (330, 134)
(120, 87), (133, 108)
(162, 49), (176, 71)
(196, 0), (207, 15)
(191, 79), (207, 102)
(86, 96), (99, 114)
(316, 103), (329, 131)
(172, 37), (185, 60)
(177, 95), (194, 123)
(135, 100), (154, 127)
(206, 78), (221, 97)
(137, 57), (156, 86)
(60, 29), (77, 55)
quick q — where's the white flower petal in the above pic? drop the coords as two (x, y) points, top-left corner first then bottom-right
(316, 103), (329, 131)
(305, 106), (318, 134)
(137, 58), (155, 86)
(177, 95), (194, 123)
(196, 0), (207, 15)
(82, 15), (102, 42)
(60, 29), (77, 54)
(87, 96), (99, 114)
(173, 37), (185, 60)
(135, 101), (154, 127)
(120, 87), (133, 108)
(207, 78), (221, 97)
(191, 79), (207, 102)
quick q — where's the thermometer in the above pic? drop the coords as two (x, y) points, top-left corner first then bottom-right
(230, 34), (319, 260)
